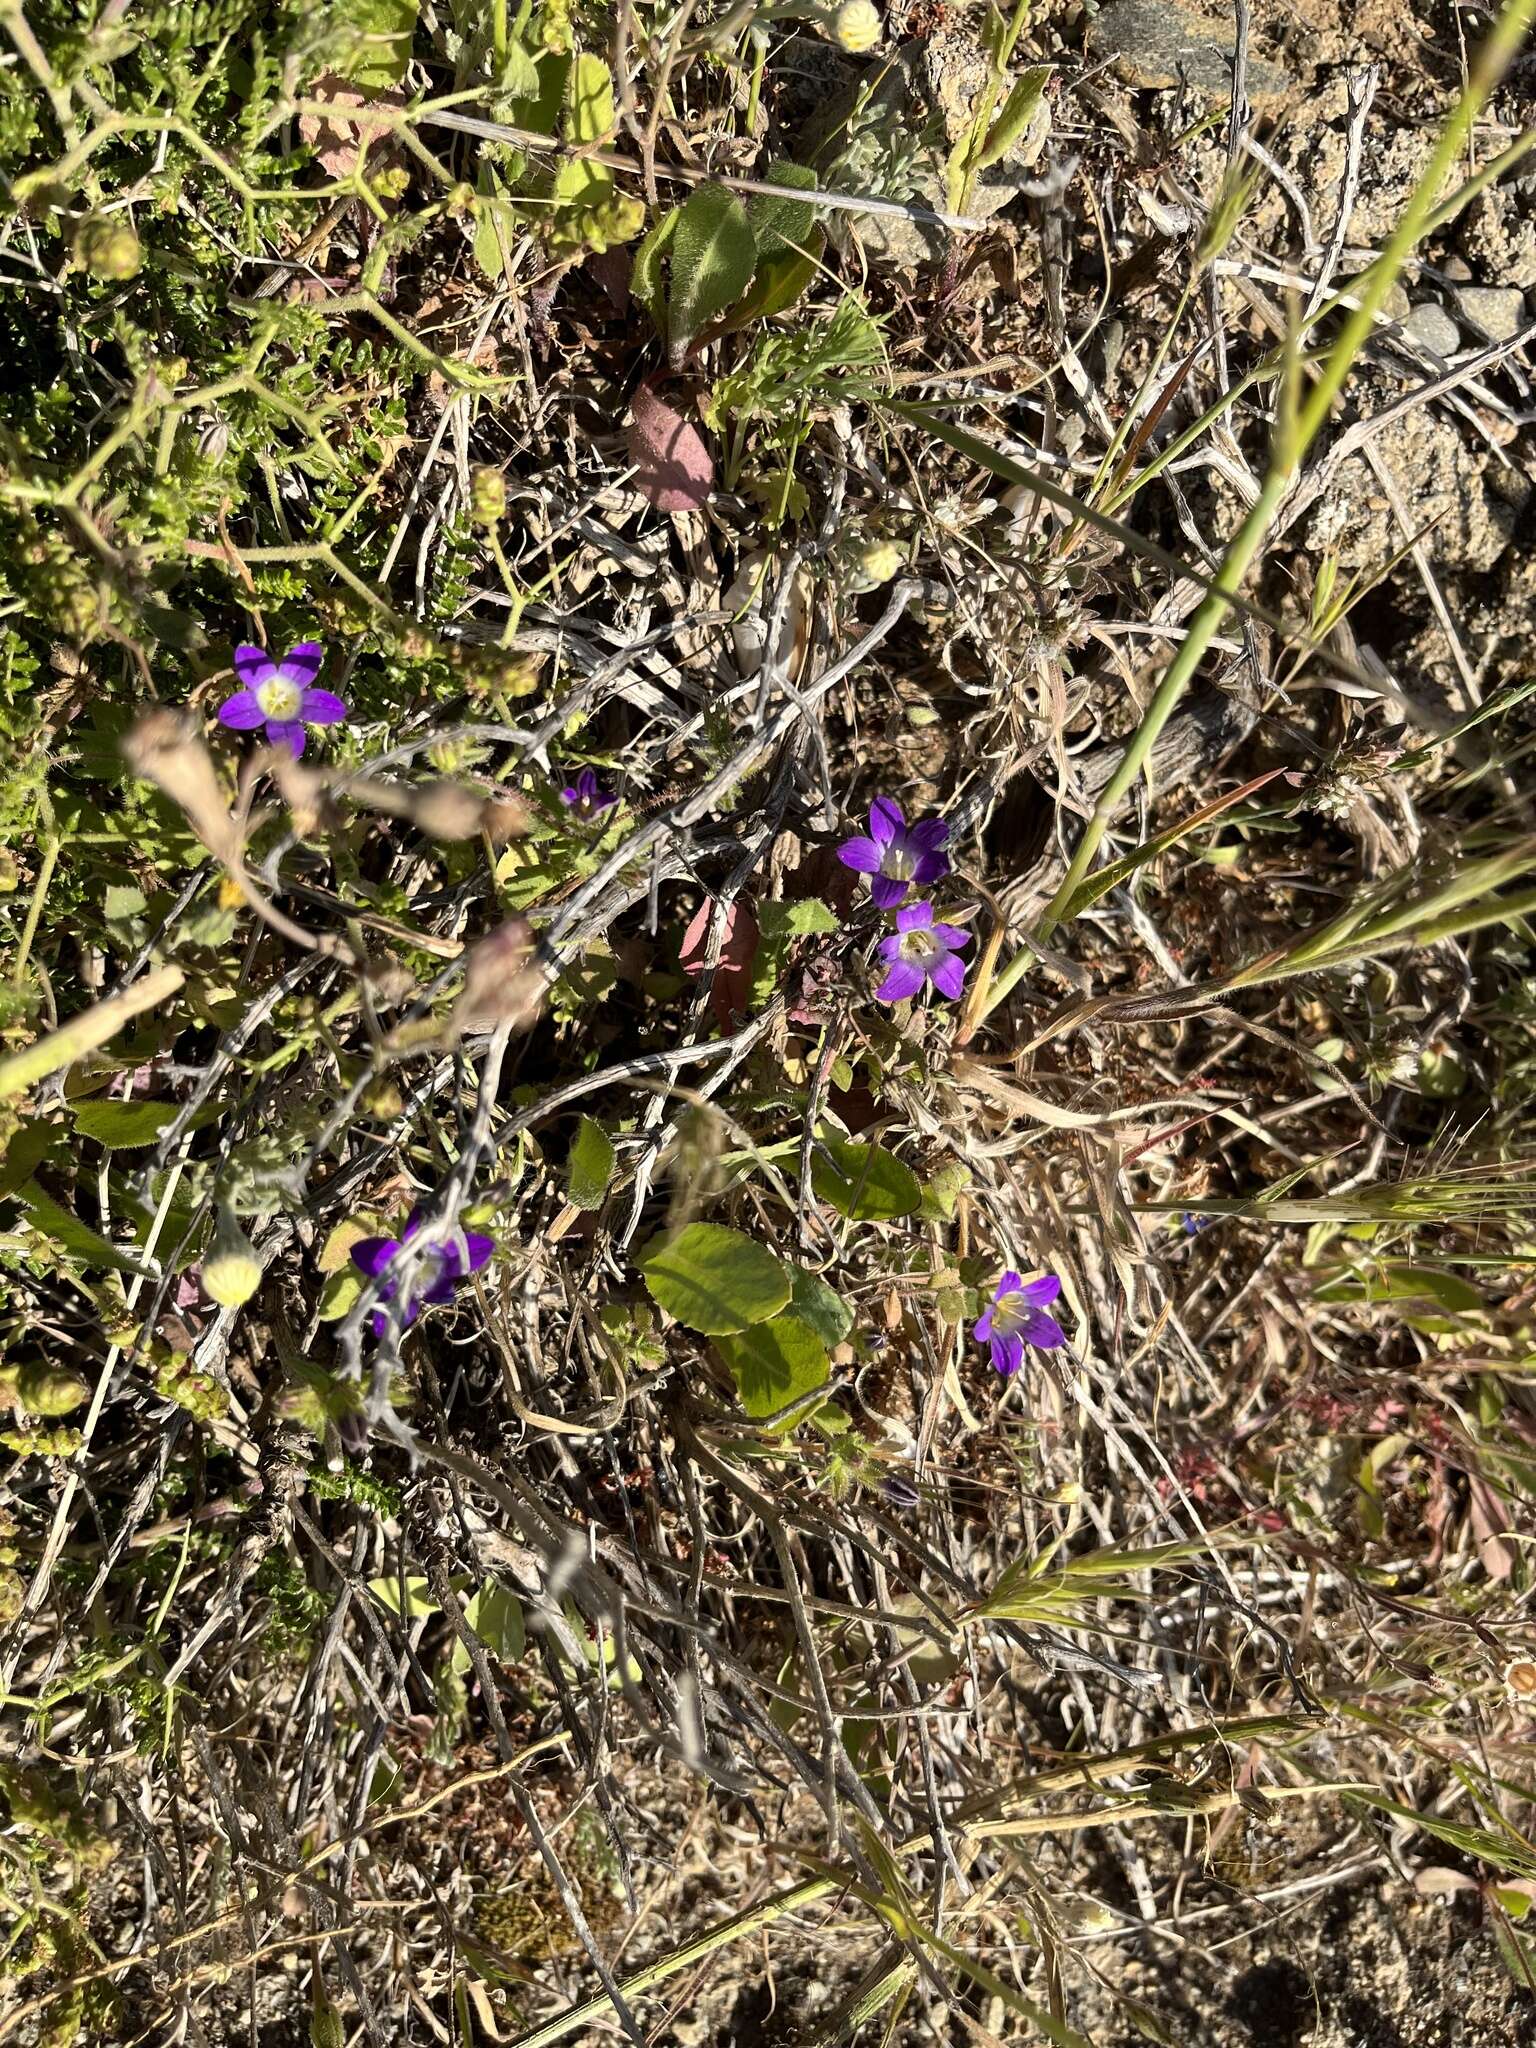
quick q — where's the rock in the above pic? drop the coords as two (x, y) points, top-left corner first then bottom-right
(1301, 408), (1526, 577)
(1089, 0), (1291, 103)
(1455, 284), (1527, 343)
(1403, 300), (1460, 357)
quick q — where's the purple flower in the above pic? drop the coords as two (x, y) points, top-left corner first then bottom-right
(218, 642), (347, 759)
(1182, 1213), (1214, 1237)
(349, 1211), (494, 1337)
(560, 767), (617, 818)
(875, 901), (969, 1004)
(838, 798), (950, 909)
(974, 1271), (1065, 1377)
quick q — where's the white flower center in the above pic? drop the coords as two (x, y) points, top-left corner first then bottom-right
(256, 675), (302, 721)
(989, 1293), (1026, 1338)
(881, 840), (915, 880)
(899, 928), (938, 966)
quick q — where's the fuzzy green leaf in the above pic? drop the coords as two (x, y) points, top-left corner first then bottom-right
(717, 1312), (830, 1422)
(789, 1266), (854, 1349)
(16, 1181), (152, 1275)
(638, 1222), (790, 1333)
(975, 65), (1050, 171)
(746, 161), (820, 262)
(564, 54), (614, 142)
(811, 1139), (921, 1222)
(333, 0), (419, 89)
(71, 1098), (178, 1150)
(566, 1115), (617, 1210)
(667, 184), (757, 361)
(631, 203), (678, 336)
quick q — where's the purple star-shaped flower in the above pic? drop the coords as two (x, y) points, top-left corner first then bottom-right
(974, 1271), (1065, 1377)
(875, 901), (970, 1004)
(349, 1211), (494, 1337)
(218, 641), (348, 759)
(560, 767), (617, 818)
(838, 798), (950, 909)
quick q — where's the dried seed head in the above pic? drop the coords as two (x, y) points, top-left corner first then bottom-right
(455, 918), (544, 1034)
(1504, 1657), (1536, 1706)
(828, 0), (881, 50)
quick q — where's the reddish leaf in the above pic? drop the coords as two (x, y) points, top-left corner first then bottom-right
(298, 74), (407, 179)
(629, 381), (713, 513)
(680, 896), (758, 1026)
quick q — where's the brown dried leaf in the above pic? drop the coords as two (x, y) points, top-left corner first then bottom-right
(628, 380), (713, 514)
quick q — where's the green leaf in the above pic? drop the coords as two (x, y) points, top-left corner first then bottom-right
(759, 898), (839, 942)
(550, 156), (614, 213)
(564, 53), (614, 142)
(789, 1265), (854, 1349)
(637, 1222), (790, 1334)
(15, 1180), (150, 1275)
(71, 1098), (178, 1150)
(1312, 1264), (1484, 1313)
(746, 162), (820, 262)
(920, 1161), (971, 1223)
(975, 65), (1050, 171)
(334, 0), (419, 89)
(102, 882), (147, 925)
(0, 1119), (57, 1201)
(566, 1115), (616, 1210)
(667, 184), (756, 361)
(724, 247), (822, 332)
(632, 203), (678, 336)
(717, 1313), (829, 1422)
(369, 1574), (439, 1620)
(460, 1579), (525, 1665)
(318, 1267), (364, 1322)
(811, 1139), (921, 1222)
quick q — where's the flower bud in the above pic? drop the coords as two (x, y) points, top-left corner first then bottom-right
(71, 211), (143, 280)
(469, 465), (507, 526)
(827, 0), (881, 50)
(853, 539), (903, 590)
(13, 1365), (89, 1418)
(201, 1207), (263, 1308)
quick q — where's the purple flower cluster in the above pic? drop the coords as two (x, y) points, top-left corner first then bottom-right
(219, 640), (347, 759)
(837, 795), (970, 1008)
(350, 1211), (494, 1337)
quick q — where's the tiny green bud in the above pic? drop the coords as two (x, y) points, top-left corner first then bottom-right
(201, 1207), (263, 1308)
(469, 466), (507, 526)
(71, 211), (143, 280)
(311, 1976), (345, 2048)
(827, 0), (881, 50)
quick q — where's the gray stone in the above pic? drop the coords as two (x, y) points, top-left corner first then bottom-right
(1089, 0), (1291, 104)
(1403, 300), (1461, 357)
(1456, 284), (1528, 343)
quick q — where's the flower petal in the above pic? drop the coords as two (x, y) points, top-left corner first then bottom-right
(894, 901), (934, 934)
(275, 641), (325, 686)
(218, 689), (265, 730)
(576, 768), (598, 800)
(351, 1236), (401, 1277)
(266, 720), (306, 758)
(560, 786), (582, 806)
(908, 816), (949, 851)
(299, 687), (348, 725)
(877, 932), (905, 961)
(1019, 1307), (1065, 1350)
(929, 951), (966, 1000)
(869, 874), (910, 909)
(461, 1232), (495, 1272)
(992, 1332), (1025, 1377)
(996, 1270), (1022, 1297)
(930, 923), (970, 950)
(869, 796), (903, 845)
(876, 959), (926, 1003)
(911, 850), (950, 886)
(837, 836), (883, 874)
(973, 1310), (994, 1342)
(1021, 1275), (1062, 1308)
(590, 790), (618, 811)
(233, 643), (276, 689)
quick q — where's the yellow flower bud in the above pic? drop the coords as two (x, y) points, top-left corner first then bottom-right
(201, 1208), (263, 1308)
(13, 1364), (89, 1419)
(469, 466), (506, 525)
(854, 539), (903, 589)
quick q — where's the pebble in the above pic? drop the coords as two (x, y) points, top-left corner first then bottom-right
(1089, 0), (1292, 103)
(1456, 284), (1527, 342)
(1403, 300), (1461, 357)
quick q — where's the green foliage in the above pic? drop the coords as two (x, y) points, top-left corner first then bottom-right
(811, 1139), (921, 1223)
(637, 1222), (791, 1333)
(566, 1115), (617, 1209)
(717, 1313), (830, 1423)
